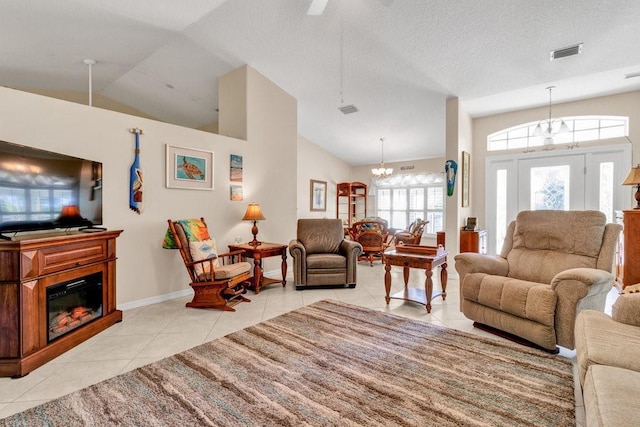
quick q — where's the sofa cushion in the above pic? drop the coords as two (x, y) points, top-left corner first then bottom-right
(574, 310), (640, 386)
(297, 219), (344, 254)
(307, 253), (346, 270)
(612, 293), (640, 327)
(583, 365), (640, 427)
(463, 273), (557, 326)
(189, 239), (219, 275)
(507, 210), (604, 283)
(212, 261), (251, 280)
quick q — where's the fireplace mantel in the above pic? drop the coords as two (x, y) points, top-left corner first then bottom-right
(0, 230), (123, 377)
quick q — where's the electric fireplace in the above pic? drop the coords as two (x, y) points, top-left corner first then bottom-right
(46, 272), (103, 342)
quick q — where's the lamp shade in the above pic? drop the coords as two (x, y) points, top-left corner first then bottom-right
(242, 203), (265, 221)
(59, 205), (82, 219)
(622, 165), (640, 185)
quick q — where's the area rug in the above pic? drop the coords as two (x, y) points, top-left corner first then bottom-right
(1, 300), (575, 426)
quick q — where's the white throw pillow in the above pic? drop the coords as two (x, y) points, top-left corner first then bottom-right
(189, 239), (219, 276)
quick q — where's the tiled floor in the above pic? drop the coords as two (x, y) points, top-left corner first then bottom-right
(0, 262), (619, 424)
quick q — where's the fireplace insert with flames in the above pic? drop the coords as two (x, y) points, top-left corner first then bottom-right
(46, 272), (103, 342)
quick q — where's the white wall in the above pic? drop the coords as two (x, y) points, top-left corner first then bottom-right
(0, 85), (295, 306)
(296, 135), (351, 219)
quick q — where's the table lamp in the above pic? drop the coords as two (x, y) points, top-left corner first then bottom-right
(622, 164), (640, 209)
(242, 203), (265, 246)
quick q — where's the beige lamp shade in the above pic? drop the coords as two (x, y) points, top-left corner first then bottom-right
(242, 203), (265, 245)
(622, 165), (640, 209)
(242, 203), (265, 221)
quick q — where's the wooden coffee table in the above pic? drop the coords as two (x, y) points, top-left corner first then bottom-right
(384, 244), (448, 313)
(227, 242), (287, 294)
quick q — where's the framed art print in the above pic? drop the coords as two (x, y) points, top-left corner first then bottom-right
(310, 179), (327, 211)
(166, 144), (214, 190)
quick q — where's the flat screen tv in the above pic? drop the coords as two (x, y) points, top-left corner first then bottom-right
(0, 140), (103, 239)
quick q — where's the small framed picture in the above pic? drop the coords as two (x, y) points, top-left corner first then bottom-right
(310, 179), (327, 211)
(166, 144), (214, 190)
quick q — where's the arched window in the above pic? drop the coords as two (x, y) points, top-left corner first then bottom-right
(487, 116), (628, 151)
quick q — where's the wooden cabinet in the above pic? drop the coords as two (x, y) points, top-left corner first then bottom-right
(621, 210), (640, 290)
(337, 182), (367, 230)
(0, 230), (122, 377)
(460, 229), (488, 254)
(615, 210), (624, 290)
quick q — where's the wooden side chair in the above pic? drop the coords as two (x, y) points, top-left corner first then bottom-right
(394, 219), (428, 246)
(166, 218), (251, 311)
(350, 219), (392, 266)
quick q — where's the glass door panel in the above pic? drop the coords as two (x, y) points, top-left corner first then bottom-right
(518, 155), (585, 211)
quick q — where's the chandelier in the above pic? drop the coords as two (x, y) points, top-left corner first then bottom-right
(371, 138), (393, 178)
(533, 86), (569, 148)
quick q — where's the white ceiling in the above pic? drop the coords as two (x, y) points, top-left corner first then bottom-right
(2, 0), (640, 166)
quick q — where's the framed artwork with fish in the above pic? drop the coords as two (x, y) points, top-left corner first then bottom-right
(165, 144), (214, 190)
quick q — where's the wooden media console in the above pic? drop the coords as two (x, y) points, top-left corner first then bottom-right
(0, 230), (123, 377)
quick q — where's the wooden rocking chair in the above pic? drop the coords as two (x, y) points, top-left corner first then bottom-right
(167, 218), (251, 311)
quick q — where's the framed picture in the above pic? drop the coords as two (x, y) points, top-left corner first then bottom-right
(230, 185), (243, 201)
(310, 179), (327, 211)
(461, 151), (470, 207)
(230, 154), (243, 182)
(166, 144), (214, 190)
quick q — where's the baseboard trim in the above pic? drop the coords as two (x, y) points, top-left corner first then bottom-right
(118, 288), (193, 311)
(117, 268), (287, 312)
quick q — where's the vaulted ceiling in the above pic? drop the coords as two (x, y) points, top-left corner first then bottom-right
(2, 0), (640, 165)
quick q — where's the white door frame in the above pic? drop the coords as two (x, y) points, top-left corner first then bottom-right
(485, 143), (631, 255)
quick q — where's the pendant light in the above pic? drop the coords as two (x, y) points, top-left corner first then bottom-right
(372, 138), (393, 178)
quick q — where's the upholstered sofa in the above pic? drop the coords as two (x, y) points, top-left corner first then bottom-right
(289, 219), (362, 289)
(454, 210), (621, 351)
(575, 292), (640, 426)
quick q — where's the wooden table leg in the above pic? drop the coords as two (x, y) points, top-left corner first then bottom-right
(403, 265), (410, 287)
(281, 250), (287, 287)
(384, 262), (392, 304)
(253, 253), (263, 294)
(440, 262), (448, 300)
(424, 268), (433, 313)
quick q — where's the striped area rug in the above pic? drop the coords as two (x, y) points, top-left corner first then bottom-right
(1, 300), (575, 426)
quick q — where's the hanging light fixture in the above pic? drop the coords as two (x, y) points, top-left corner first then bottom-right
(533, 86), (569, 148)
(371, 138), (393, 178)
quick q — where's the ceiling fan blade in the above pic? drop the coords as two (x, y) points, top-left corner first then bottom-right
(307, 0), (328, 15)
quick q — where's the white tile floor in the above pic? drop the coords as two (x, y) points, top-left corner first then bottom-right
(0, 262), (619, 425)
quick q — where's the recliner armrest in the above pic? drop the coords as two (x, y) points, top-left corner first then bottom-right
(550, 267), (613, 295)
(551, 267), (614, 349)
(454, 253), (508, 282)
(289, 239), (306, 259)
(340, 239), (363, 257)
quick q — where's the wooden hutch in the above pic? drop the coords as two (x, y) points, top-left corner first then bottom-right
(336, 182), (367, 230)
(617, 210), (640, 291)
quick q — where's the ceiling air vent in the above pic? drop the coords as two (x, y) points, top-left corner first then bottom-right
(550, 43), (583, 61)
(338, 104), (359, 114)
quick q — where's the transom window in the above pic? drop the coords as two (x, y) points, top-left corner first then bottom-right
(487, 116), (628, 151)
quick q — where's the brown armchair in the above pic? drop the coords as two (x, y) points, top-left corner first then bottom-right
(350, 219), (392, 266)
(454, 210), (621, 351)
(166, 218), (251, 311)
(394, 219), (428, 245)
(289, 219), (362, 289)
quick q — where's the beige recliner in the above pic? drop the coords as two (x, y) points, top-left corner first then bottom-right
(454, 210), (621, 351)
(289, 219), (362, 289)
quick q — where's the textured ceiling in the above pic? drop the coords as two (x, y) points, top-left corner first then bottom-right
(2, 0), (640, 165)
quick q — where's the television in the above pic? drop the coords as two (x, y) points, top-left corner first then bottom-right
(0, 140), (103, 239)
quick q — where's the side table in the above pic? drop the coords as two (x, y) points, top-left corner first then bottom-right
(227, 242), (287, 294)
(383, 244), (448, 313)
